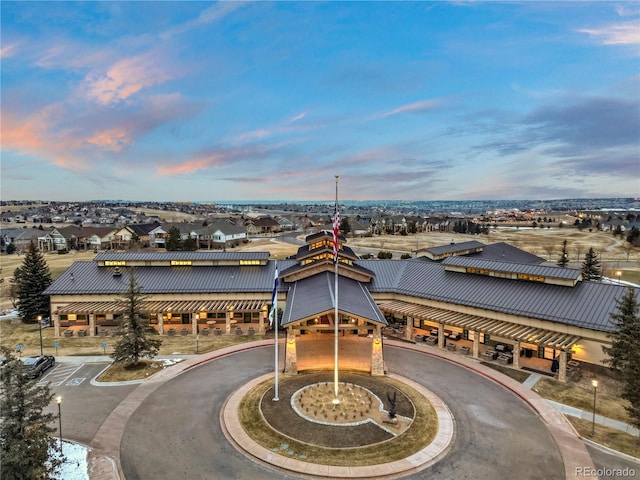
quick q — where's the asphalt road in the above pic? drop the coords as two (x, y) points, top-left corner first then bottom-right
(119, 346), (565, 480)
(42, 361), (138, 445)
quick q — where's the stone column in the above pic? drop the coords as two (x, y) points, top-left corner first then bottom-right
(53, 313), (60, 338)
(284, 328), (297, 374)
(371, 327), (385, 376)
(89, 313), (95, 337)
(157, 313), (164, 336)
(513, 341), (520, 370)
(557, 350), (567, 383)
(226, 307), (233, 335)
(192, 312), (199, 336)
(260, 305), (266, 335)
(406, 317), (413, 341)
(472, 331), (480, 358)
(438, 323), (445, 349)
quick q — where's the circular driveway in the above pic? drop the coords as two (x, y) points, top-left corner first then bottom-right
(120, 345), (564, 480)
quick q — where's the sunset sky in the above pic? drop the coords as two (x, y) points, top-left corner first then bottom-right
(2, 1), (639, 202)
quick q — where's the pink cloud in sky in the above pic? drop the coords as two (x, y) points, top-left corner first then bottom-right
(83, 50), (175, 105)
(381, 99), (444, 117)
(579, 22), (640, 46)
(87, 127), (133, 152)
(0, 43), (19, 59)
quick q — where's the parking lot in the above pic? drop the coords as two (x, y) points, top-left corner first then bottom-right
(41, 359), (138, 445)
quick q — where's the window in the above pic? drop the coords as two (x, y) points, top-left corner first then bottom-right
(171, 260), (192, 266)
(240, 260), (260, 265)
(105, 261), (126, 266)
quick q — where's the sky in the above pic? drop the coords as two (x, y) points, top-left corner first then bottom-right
(1, 1), (639, 202)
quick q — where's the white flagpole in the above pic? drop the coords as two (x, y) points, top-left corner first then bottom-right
(333, 174), (340, 403)
(272, 261), (279, 401)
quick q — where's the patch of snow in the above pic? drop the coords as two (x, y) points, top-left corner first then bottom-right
(51, 440), (89, 480)
(162, 358), (183, 366)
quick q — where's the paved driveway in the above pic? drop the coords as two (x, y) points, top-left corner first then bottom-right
(119, 346), (565, 480)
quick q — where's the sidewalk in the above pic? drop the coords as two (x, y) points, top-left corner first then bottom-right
(521, 372), (639, 437)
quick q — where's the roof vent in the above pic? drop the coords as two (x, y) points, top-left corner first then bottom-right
(113, 267), (122, 277)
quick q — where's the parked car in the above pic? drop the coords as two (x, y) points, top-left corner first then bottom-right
(20, 355), (55, 378)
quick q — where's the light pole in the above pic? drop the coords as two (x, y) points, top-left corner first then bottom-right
(590, 379), (598, 436)
(56, 396), (63, 448)
(616, 271), (622, 284)
(37, 315), (43, 356)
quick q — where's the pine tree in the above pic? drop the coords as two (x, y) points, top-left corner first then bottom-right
(111, 269), (161, 366)
(557, 240), (569, 267)
(14, 241), (52, 324)
(165, 226), (182, 251)
(602, 287), (640, 433)
(0, 347), (64, 479)
(581, 247), (602, 281)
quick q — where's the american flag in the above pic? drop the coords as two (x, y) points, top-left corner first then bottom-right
(332, 204), (340, 262)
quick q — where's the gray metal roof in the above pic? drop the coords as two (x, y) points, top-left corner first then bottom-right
(442, 256), (582, 280)
(359, 259), (631, 332)
(422, 240), (485, 256)
(93, 251), (269, 262)
(467, 242), (545, 264)
(281, 272), (387, 326)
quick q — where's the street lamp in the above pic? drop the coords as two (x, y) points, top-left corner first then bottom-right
(616, 271), (622, 284)
(56, 396), (63, 448)
(590, 379), (598, 436)
(37, 315), (43, 356)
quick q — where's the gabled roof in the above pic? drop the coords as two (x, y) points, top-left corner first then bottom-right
(442, 256), (582, 281)
(420, 240), (485, 257)
(468, 242), (545, 264)
(281, 272), (387, 326)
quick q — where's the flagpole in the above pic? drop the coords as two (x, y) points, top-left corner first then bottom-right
(272, 261), (279, 401)
(333, 174), (340, 403)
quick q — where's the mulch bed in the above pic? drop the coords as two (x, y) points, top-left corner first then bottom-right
(260, 371), (415, 448)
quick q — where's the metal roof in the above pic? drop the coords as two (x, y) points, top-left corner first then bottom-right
(442, 256), (582, 280)
(422, 240), (485, 256)
(93, 251), (269, 262)
(281, 272), (387, 326)
(359, 259), (632, 333)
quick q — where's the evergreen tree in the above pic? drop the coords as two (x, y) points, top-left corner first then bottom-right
(0, 347), (64, 480)
(557, 240), (569, 267)
(182, 236), (197, 251)
(581, 247), (602, 281)
(165, 226), (182, 251)
(602, 287), (640, 433)
(14, 241), (52, 324)
(340, 216), (351, 236)
(111, 269), (162, 366)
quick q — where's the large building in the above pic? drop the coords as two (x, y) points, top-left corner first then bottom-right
(44, 234), (634, 382)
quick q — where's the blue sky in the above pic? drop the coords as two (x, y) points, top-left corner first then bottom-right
(2, 1), (639, 202)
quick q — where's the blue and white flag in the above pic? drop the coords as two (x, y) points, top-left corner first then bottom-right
(269, 262), (279, 327)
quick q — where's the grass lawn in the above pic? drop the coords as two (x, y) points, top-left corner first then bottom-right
(567, 417), (640, 459)
(0, 318), (260, 359)
(532, 376), (632, 424)
(480, 361), (531, 383)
